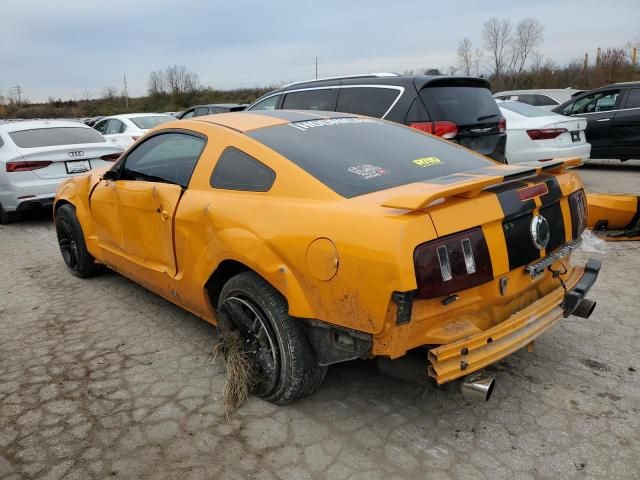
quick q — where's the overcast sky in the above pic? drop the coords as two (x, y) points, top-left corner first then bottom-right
(1, 0), (638, 102)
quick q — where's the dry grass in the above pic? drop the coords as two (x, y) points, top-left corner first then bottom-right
(212, 330), (253, 420)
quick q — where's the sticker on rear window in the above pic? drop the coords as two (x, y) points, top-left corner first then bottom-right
(289, 118), (378, 131)
(413, 156), (442, 167)
(348, 164), (390, 180)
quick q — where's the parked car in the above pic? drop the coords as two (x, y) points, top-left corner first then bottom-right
(552, 82), (640, 161)
(83, 116), (105, 127)
(497, 101), (590, 164)
(93, 113), (172, 149)
(54, 110), (599, 404)
(0, 120), (122, 223)
(178, 103), (247, 119)
(494, 89), (583, 111)
(246, 73), (507, 162)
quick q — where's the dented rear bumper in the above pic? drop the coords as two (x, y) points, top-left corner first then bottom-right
(427, 259), (600, 384)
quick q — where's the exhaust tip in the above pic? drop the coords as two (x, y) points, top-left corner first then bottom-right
(574, 298), (596, 318)
(461, 371), (495, 402)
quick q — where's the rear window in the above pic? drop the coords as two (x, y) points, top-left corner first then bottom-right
(248, 118), (494, 198)
(336, 87), (399, 118)
(130, 116), (172, 129)
(9, 127), (106, 148)
(500, 101), (552, 117)
(420, 86), (500, 125)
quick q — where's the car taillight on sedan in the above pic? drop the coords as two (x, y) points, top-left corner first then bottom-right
(526, 128), (568, 140)
(498, 116), (507, 134)
(409, 121), (458, 139)
(414, 227), (494, 299)
(569, 189), (587, 238)
(6, 161), (53, 172)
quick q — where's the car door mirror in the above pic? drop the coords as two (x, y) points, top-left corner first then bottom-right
(101, 169), (118, 181)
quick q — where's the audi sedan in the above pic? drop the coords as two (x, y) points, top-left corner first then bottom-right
(0, 120), (122, 223)
(54, 111), (599, 404)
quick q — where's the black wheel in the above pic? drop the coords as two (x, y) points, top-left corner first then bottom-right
(0, 204), (20, 224)
(55, 204), (100, 278)
(218, 272), (327, 404)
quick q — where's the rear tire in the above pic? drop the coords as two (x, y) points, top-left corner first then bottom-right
(0, 204), (20, 224)
(55, 204), (100, 278)
(218, 272), (327, 405)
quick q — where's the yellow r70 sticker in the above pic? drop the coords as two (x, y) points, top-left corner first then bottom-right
(413, 157), (442, 167)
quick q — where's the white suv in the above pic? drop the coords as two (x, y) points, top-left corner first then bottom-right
(0, 120), (123, 223)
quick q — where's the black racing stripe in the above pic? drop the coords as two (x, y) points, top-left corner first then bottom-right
(503, 213), (541, 270)
(537, 174), (563, 207)
(486, 180), (536, 219)
(540, 202), (566, 253)
(625, 196), (640, 229)
(464, 166), (538, 181)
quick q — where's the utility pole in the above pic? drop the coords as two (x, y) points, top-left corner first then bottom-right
(632, 47), (638, 68)
(315, 56), (318, 79)
(13, 84), (22, 107)
(596, 47), (601, 67)
(123, 73), (129, 110)
(583, 53), (589, 70)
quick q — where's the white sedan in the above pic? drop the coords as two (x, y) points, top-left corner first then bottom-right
(498, 101), (591, 164)
(0, 120), (123, 223)
(93, 113), (172, 149)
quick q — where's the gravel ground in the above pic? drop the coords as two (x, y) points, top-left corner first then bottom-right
(1, 161), (639, 480)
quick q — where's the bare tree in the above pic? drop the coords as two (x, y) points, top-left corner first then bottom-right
(147, 70), (165, 96)
(473, 48), (484, 76)
(509, 18), (544, 76)
(82, 89), (93, 102)
(102, 86), (118, 100)
(482, 17), (512, 78)
(164, 65), (199, 96)
(457, 37), (473, 76)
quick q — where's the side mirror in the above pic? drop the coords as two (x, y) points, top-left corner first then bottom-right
(101, 169), (118, 181)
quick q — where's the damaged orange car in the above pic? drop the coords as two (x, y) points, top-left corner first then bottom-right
(54, 111), (600, 404)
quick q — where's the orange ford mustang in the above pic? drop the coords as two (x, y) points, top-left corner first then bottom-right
(54, 111), (600, 404)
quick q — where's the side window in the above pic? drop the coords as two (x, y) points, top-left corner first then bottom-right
(194, 107), (210, 117)
(210, 147), (275, 192)
(533, 95), (558, 106)
(336, 87), (399, 118)
(181, 109), (195, 119)
(249, 95), (280, 111)
(94, 120), (109, 134)
(121, 133), (205, 187)
(625, 89), (640, 109)
(571, 90), (620, 114)
(106, 119), (126, 134)
(515, 94), (536, 106)
(282, 89), (339, 111)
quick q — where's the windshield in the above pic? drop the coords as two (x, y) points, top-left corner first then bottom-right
(500, 101), (554, 117)
(9, 127), (106, 148)
(130, 116), (172, 129)
(420, 86), (501, 125)
(248, 118), (494, 198)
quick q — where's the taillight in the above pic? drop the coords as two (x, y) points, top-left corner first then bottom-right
(409, 121), (458, 139)
(569, 189), (587, 239)
(6, 161), (52, 172)
(414, 227), (493, 299)
(527, 128), (567, 140)
(498, 116), (506, 134)
(101, 153), (121, 162)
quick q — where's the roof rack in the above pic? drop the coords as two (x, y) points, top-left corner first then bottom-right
(282, 72), (399, 88)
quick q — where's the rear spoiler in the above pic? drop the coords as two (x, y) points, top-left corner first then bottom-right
(381, 157), (583, 211)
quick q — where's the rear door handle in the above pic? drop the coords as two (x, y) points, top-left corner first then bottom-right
(596, 118), (610, 122)
(156, 207), (170, 220)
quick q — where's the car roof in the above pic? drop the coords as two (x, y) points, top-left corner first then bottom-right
(495, 88), (580, 95)
(105, 113), (172, 120)
(184, 110), (360, 133)
(0, 119), (87, 133)
(191, 103), (244, 109)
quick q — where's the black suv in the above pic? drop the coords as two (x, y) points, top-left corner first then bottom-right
(553, 82), (640, 161)
(246, 74), (506, 162)
(178, 103), (246, 119)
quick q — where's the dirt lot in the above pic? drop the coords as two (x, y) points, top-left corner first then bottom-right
(1, 160), (639, 480)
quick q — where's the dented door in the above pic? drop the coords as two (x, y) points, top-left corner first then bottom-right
(115, 181), (183, 296)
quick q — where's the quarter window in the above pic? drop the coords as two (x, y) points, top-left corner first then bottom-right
(121, 132), (205, 187)
(249, 95), (280, 111)
(94, 120), (109, 134)
(282, 89), (339, 111)
(106, 119), (126, 134)
(336, 87), (399, 117)
(210, 147), (275, 192)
